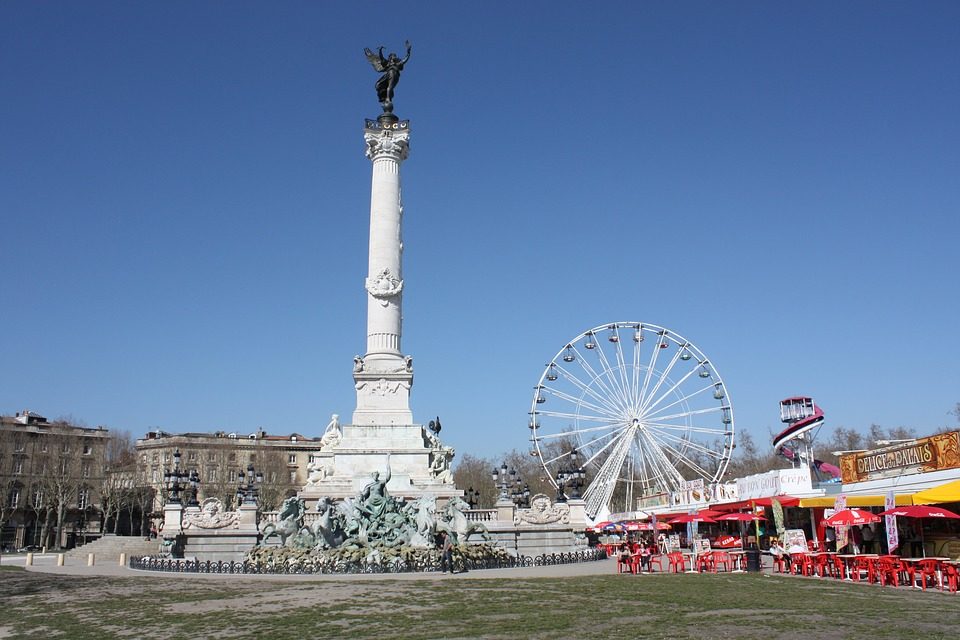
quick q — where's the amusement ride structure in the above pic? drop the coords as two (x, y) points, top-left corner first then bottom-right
(773, 397), (841, 482)
(528, 322), (735, 520)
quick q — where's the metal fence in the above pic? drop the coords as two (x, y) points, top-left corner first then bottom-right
(129, 548), (606, 575)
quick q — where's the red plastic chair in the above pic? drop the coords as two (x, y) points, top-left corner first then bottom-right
(648, 554), (665, 573)
(712, 551), (731, 573)
(811, 554), (831, 578)
(791, 553), (810, 576)
(771, 554), (787, 573)
(852, 556), (876, 583)
(909, 559), (941, 590)
(696, 553), (715, 573)
(667, 552), (688, 573)
(831, 555), (849, 579)
(942, 563), (959, 593)
(875, 557), (902, 588)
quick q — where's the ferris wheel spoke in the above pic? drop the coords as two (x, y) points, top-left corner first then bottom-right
(640, 382), (714, 421)
(535, 409), (622, 424)
(650, 429), (726, 461)
(610, 328), (633, 406)
(583, 426), (636, 517)
(636, 430), (686, 488)
(645, 421), (730, 436)
(631, 333), (642, 411)
(637, 353), (697, 416)
(590, 334), (632, 410)
(571, 350), (631, 415)
(646, 405), (724, 424)
(554, 362), (627, 417)
(654, 439), (720, 479)
(542, 387), (622, 419)
(575, 427), (634, 469)
(636, 332), (667, 414)
(636, 345), (685, 416)
(534, 421), (629, 441)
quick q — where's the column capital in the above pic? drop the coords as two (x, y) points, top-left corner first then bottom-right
(364, 126), (410, 162)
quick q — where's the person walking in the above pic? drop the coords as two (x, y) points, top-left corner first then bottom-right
(439, 531), (455, 574)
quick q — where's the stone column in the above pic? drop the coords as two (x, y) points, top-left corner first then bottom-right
(353, 116), (414, 426)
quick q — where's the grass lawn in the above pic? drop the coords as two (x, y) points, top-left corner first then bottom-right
(0, 565), (957, 639)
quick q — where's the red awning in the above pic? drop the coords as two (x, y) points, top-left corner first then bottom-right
(713, 495), (802, 511)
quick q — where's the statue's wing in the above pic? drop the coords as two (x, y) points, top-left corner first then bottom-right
(364, 47), (386, 72)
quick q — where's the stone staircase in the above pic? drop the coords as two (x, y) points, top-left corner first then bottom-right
(66, 534), (162, 560)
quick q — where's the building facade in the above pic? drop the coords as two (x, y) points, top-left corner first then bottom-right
(0, 411), (111, 550)
(135, 429), (323, 512)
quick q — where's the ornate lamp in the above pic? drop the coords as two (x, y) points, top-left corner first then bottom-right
(163, 449), (189, 504)
(236, 463), (264, 505)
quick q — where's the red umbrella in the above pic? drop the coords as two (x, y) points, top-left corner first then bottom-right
(694, 509), (725, 518)
(823, 508), (881, 527)
(716, 512), (766, 522)
(878, 505), (960, 519)
(668, 513), (717, 525)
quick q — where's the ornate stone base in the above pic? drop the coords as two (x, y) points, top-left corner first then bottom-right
(298, 422), (461, 508)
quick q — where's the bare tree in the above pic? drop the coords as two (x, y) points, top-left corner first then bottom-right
(452, 453), (496, 508)
(38, 432), (83, 550)
(253, 447), (296, 512)
(0, 439), (20, 553)
(99, 430), (137, 534)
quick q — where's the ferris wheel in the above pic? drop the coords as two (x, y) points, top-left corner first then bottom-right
(528, 322), (735, 519)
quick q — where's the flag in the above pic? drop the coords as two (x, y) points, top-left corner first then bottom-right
(834, 494), (848, 550)
(885, 491), (899, 554)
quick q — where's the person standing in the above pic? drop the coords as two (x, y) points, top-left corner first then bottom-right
(861, 523), (875, 554)
(850, 525), (863, 554)
(439, 531), (455, 574)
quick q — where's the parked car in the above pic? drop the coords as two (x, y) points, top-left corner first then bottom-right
(16, 545), (41, 553)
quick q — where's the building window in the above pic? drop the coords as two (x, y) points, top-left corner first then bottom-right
(288, 454), (297, 464)
(207, 452), (215, 462)
(228, 453), (236, 462)
(151, 470), (159, 483)
(82, 463), (91, 478)
(62, 443), (70, 453)
(14, 441), (25, 453)
(249, 454), (256, 463)
(188, 451), (197, 461)
(208, 469), (217, 483)
(32, 488), (43, 507)
(40, 440), (48, 453)
(289, 471), (297, 483)
(8, 488), (20, 509)
(153, 453), (159, 463)
(78, 487), (89, 509)
(83, 444), (92, 455)
(13, 459), (23, 475)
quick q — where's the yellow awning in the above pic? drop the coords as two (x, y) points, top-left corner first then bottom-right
(912, 479), (960, 505)
(798, 494), (913, 508)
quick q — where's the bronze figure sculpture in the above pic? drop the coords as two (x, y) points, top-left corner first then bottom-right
(364, 40), (411, 114)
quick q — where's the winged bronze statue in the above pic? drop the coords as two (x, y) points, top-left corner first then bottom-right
(364, 40), (412, 113)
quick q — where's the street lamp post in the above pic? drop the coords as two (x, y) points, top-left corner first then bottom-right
(491, 462), (513, 501)
(465, 487), (481, 509)
(163, 449), (190, 504)
(556, 450), (586, 503)
(236, 463), (264, 506)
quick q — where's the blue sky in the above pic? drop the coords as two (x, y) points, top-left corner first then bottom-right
(2, 2), (958, 463)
